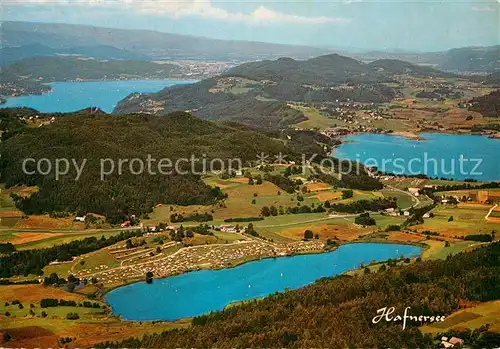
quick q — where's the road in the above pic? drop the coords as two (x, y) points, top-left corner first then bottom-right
(385, 184), (421, 210)
(485, 204), (498, 220)
(256, 214), (358, 229)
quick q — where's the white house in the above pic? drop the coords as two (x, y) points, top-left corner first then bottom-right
(403, 211), (410, 217)
(75, 216), (86, 222)
(220, 225), (237, 233)
(408, 188), (420, 196)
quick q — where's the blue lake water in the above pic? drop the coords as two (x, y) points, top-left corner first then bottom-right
(334, 133), (500, 181)
(105, 243), (421, 321)
(1, 80), (194, 113)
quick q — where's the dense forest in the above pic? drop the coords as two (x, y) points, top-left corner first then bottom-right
(96, 242), (500, 348)
(469, 90), (500, 118)
(0, 108), (383, 222)
(114, 78), (307, 128)
(0, 109), (307, 222)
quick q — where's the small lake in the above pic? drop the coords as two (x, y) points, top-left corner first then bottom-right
(1, 80), (194, 113)
(334, 133), (500, 181)
(105, 243), (421, 321)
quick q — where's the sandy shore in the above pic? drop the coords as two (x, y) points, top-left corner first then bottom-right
(389, 131), (422, 140)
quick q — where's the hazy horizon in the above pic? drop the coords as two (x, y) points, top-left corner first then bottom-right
(2, 0), (499, 52)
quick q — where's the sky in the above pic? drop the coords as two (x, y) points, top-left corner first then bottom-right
(2, 0), (500, 52)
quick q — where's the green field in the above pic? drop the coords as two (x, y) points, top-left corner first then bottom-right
(14, 230), (127, 250)
(422, 240), (483, 260)
(421, 300), (500, 334)
(416, 205), (497, 237)
(291, 106), (347, 129)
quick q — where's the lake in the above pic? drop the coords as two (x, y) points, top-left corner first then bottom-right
(1, 80), (195, 113)
(105, 243), (421, 321)
(334, 133), (500, 181)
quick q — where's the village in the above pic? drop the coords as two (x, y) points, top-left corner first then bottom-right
(73, 233), (325, 286)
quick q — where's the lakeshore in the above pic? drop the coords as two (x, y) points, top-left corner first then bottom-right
(104, 242), (422, 321)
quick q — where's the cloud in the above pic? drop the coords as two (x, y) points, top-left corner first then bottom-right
(7, 0), (351, 24)
(471, 5), (496, 12)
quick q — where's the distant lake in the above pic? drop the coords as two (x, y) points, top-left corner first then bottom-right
(105, 243), (421, 321)
(1, 80), (195, 113)
(334, 133), (500, 181)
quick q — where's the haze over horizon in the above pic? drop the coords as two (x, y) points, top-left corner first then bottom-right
(2, 0), (499, 52)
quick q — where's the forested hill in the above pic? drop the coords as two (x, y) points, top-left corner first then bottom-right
(96, 242), (500, 348)
(367, 59), (454, 77)
(0, 56), (184, 98)
(1, 56), (182, 83)
(468, 89), (500, 118)
(225, 55), (452, 84)
(114, 54), (449, 124)
(0, 109), (325, 223)
(0, 43), (152, 66)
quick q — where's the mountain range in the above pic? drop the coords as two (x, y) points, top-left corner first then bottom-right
(2, 21), (499, 73)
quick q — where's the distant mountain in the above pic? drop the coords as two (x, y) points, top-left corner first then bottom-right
(353, 46), (500, 73)
(367, 59), (453, 77)
(439, 46), (500, 73)
(0, 43), (152, 66)
(114, 54), (451, 126)
(1, 21), (333, 61)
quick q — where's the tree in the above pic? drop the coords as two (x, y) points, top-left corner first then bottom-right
(125, 239), (133, 249)
(146, 271), (154, 284)
(256, 175), (263, 185)
(261, 206), (271, 217)
(304, 230), (314, 239)
(314, 233), (319, 239)
(41, 311), (47, 318)
(91, 277), (98, 284)
(3, 332), (11, 342)
(156, 246), (162, 253)
(448, 216), (454, 222)
(379, 264), (387, 272)
(342, 190), (354, 199)
(269, 206), (278, 216)
(355, 213), (376, 226)
(364, 267), (371, 274)
(66, 282), (76, 293)
(445, 241), (451, 247)
(248, 177), (255, 185)
(66, 312), (79, 320)
(246, 223), (259, 237)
